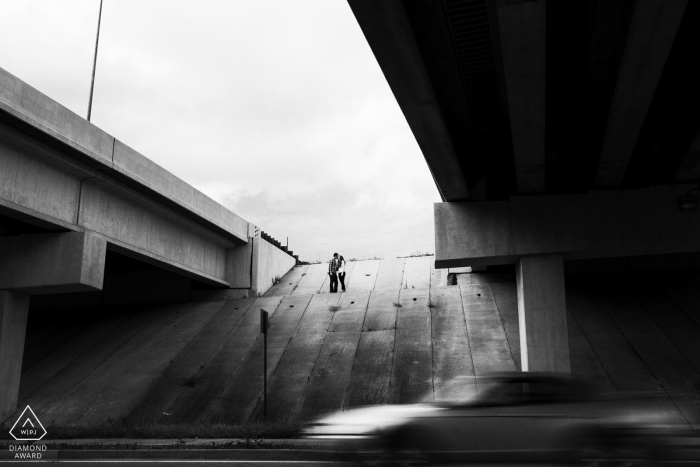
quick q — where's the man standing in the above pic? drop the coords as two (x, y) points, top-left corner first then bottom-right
(328, 252), (339, 293)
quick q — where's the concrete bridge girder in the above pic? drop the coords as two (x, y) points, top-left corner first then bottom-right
(0, 118), (240, 287)
(435, 185), (700, 269)
(435, 184), (700, 374)
(0, 232), (106, 295)
(79, 174), (234, 286)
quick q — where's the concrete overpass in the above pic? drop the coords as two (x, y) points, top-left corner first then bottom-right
(349, 0), (700, 374)
(0, 67), (296, 420)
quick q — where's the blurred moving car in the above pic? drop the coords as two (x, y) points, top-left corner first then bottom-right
(303, 373), (679, 463)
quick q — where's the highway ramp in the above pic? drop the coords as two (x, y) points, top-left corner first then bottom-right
(5, 256), (700, 428)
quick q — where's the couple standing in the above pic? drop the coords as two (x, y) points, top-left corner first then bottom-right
(328, 252), (346, 293)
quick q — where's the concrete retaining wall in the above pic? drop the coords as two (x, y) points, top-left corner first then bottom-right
(252, 237), (297, 296)
(191, 237), (296, 301)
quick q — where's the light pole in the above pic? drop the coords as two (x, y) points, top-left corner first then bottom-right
(87, 0), (104, 122)
(260, 309), (269, 420)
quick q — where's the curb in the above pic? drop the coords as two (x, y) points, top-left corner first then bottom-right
(0, 438), (337, 449)
(0, 449), (359, 461)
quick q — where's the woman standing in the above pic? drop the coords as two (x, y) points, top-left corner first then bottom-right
(337, 255), (347, 292)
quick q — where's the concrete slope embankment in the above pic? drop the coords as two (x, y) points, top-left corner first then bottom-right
(7, 257), (700, 428)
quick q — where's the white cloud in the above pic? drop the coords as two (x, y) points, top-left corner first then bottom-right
(0, 0), (441, 262)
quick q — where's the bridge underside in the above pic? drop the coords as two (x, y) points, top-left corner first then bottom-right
(349, 0), (700, 200)
(349, 0), (700, 376)
(4, 258), (700, 428)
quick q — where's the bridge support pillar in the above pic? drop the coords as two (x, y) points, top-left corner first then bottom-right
(0, 290), (29, 422)
(516, 254), (571, 374)
(0, 231), (106, 421)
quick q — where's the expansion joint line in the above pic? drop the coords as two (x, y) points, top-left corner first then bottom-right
(75, 175), (98, 225)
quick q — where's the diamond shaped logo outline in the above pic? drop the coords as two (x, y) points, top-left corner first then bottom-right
(9, 406), (47, 441)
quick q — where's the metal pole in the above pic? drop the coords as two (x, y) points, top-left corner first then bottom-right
(87, 0), (104, 122)
(260, 309), (269, 421)
(263, 332), (268, 420)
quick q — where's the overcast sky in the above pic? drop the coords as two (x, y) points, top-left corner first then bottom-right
(0, 0), (441, 262)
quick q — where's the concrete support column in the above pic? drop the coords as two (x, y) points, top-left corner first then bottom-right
(0, 290), (30, 421)
(516, 254), (571, 374)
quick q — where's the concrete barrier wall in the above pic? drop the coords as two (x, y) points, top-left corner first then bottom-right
(112, 140), (196, 209)
(192, 237), (296, 300)
(112, 141), (249, 241)
(0, 68), (114, 165)
(252, 237), (297, 296)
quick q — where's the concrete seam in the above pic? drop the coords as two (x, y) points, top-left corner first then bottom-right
(69, 306), (176, 424)
(386, 287), (400, 404)
(20, 313), (134, 401)
(565, 302), (616, 390)
(567, 288), (628, 393)
(190, 298), (280, 424)
(125, 301), (229, 423)
(491, 283), (518, 368)
(247, 295), (311, 422)
(370, 259), (380, 291)
(0, 102), (110, 163)
(666, 280), (700, 328)
(458, 284), (477, 389)
(625, 286), (696, 427)
(342, 261), (355, 290)
(35, 305), (167, 424)
(428, 285), (436, 403)
(627, 284), (700, 392)
(594, 288), (664, 393)
(193, 298), (265, 424)
(289, 293), (341, 422)
(339, 292), (371, 411)
(75, 175), (97, 225)
(127, 303), (223, 424)
(72, 303), (197, 425)
(249, 238), (255, 295)
(343, 291), (373, 410)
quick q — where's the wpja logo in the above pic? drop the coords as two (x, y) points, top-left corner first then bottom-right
(8, 406), (47, 459)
